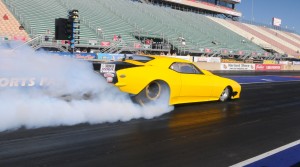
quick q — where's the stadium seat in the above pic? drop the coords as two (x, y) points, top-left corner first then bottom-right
(1, 0), (281, 54)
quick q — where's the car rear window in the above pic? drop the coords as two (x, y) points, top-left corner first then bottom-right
(125, 55), (154, 63)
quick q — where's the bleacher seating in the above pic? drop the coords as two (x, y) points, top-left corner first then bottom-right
(208, 16), (280, 53)
(0, 0), (29, 41)
(285, 32), (300, 43)
(248, 24), (299, 56)
(262, 27), (300, 49)
(1, 0), (298, 57)
(3, 0), (97, 44)
(219, 19), (300, 57)
(272, 29), (300, 48)
(62, 0), (139, 45)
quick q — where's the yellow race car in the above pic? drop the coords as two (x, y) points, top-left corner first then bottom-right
(93, 55), (241, 105)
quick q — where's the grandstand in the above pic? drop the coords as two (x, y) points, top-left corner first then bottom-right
(0, 0), (299, 58)
(210, 17), (300, 58)
(0, 0), (29, 41)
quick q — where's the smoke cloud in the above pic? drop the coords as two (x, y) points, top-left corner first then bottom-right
(0, 42), (173, 132)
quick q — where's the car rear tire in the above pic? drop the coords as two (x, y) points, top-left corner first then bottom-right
(134, 81), (170, 105)
(219, 87), (232, 102)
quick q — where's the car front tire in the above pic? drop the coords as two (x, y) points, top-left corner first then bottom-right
(219, 87), (232, 102)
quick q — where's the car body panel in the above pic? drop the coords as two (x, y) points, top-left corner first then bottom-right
(97, 55), (241, 105)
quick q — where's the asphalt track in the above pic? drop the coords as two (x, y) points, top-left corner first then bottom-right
(1, 72), (300, 167)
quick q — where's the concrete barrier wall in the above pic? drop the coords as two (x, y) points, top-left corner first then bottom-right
(195, 62), (221, 71)
(285, 65), (300, 70)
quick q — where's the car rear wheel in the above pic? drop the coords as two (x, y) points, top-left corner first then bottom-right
(134, 81), (170, 105)
(219, 87), (232, 102)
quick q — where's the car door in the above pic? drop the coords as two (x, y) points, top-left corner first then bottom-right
(170, 63), (214, 101)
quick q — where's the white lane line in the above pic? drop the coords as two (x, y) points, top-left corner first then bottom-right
(230, 139), (300, 167)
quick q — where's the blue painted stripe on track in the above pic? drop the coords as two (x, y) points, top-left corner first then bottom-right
(245, 144), (300, 167)
(226, 76), (300, 84)
(231, 140), (300, 167)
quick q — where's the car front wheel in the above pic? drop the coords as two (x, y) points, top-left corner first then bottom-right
(219, 87), (232, 102)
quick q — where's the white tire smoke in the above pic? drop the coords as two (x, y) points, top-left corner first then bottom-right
(0, 42), (174, 132)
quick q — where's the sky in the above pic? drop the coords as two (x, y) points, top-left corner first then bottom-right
(236, 0), (300, 34)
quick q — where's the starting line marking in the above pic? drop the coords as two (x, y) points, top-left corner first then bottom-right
(230, 139), (300, 167)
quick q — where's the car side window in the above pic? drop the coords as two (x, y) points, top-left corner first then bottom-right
(170, 63), (203, 74)
(170, 63), (180, 72)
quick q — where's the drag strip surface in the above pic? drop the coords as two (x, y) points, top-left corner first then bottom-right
(1, 75), (300, 166)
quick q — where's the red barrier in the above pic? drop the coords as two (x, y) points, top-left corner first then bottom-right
(134, 43), (141, 48)
(205, 48), (212, 53)
(255, 64), (282, 71)
(100, 41), (111, 46)
(61, 40), (70, 44)
(13, 36), (26, 42)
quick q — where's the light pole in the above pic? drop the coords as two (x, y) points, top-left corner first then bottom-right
(251, 0), (254, 23)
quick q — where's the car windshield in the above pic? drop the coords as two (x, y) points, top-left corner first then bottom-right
(124, 55), (154, 63)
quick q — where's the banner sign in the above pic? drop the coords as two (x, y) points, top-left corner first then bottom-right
(237, 50), (244, 55)
(167, 56), (193, 62)
(255, 64), (282, 71)
(0, 77), (52, 88)
(73, 53), (97, 60)
(263, 60), (276, 64)
(194, 57), (208, 62)
(13, 36), (26, 42)
(221, 49), (229, 55)
(221, 63), (255, 70)
(208, 57), (221, 63)
(221, 58), (243, 63)
(204, 48), (212, 53)
(251, 52), (257, 56)
(100, 41), (111, 47)
(61, 40), (70, 44)
(134, 43), (142, 48)
(244, 59), (263, 64)
(50, 52), (97, 60)
(272, 17), (282, 27)
(194, 57), (221, 63)
(97, 53), (125, 61)
(279, 61), (290, 65)
(293, 61), (300, 65)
